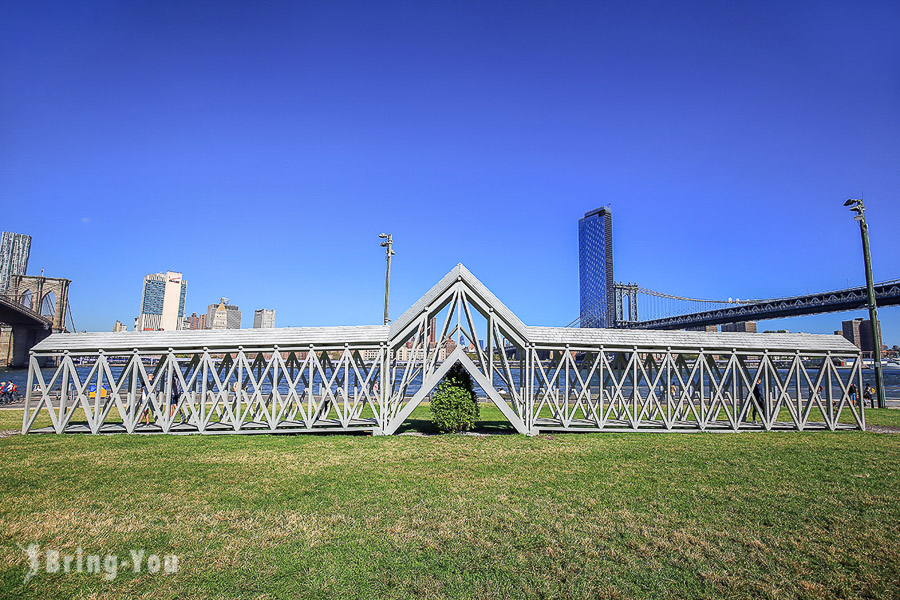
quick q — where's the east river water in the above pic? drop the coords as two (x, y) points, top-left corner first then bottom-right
(3, 364), (900, 401)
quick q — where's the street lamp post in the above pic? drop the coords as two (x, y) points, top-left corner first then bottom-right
(844, 198), (886, 409)
(379, 233), (395, 325)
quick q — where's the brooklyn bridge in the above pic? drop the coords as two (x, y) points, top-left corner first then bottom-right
(1, 274), (73, 368)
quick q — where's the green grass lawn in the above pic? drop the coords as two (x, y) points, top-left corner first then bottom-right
(1, 406), (898, 599)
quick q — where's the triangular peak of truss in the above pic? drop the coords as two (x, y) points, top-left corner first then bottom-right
(381, 347), (528, 435)
(388, 263), (528, 347)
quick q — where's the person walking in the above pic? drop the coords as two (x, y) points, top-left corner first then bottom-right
(170, 377), (183, 421)
(141, 373), (155, 426)
(751, 379), (763, 423)
(670, 383), (680, 419)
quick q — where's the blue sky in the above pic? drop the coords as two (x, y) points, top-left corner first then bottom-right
(2, 1), (898, 342)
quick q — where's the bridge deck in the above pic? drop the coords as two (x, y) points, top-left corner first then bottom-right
(624, 280), (900, 329)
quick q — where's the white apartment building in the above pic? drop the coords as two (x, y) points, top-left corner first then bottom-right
(136, 271), (187, 331)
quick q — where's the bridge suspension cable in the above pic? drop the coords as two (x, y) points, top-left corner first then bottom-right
(65, 301), (76, 333)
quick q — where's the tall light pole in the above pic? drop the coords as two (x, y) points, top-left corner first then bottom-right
(844, 198), (886, 409)
(379, 233), (395, 325)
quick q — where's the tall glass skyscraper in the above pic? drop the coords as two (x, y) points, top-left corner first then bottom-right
(0, 232), (32, 292)
(578, 207), (614, 328)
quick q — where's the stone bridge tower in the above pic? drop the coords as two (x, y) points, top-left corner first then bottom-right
(1, 275), (71, 367)
(9, 275), (71, 331)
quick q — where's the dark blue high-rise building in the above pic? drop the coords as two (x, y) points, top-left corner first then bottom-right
(578, 207), (614, 328)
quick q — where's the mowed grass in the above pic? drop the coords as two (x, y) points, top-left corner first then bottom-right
(0, 407), (898, 599)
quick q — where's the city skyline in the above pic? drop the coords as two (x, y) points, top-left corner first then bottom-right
(7, 209), (900, 340)
(106, 254), (898, 344)
(1, 2), (898, 341)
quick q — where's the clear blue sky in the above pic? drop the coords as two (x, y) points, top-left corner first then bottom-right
(2, 1), (898, 342)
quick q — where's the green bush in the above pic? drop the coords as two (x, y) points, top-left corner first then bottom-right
(429, 363), (480, 433)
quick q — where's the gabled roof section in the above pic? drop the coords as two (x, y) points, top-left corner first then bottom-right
(389, 264), (528, 339)
(32, 325), (390, 353)
(525, 326), (860, 354)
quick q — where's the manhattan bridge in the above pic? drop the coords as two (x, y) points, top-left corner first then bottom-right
(568, 278), (900, 330)
(572, 206), (900, 331)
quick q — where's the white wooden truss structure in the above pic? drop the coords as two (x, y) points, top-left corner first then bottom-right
(24, 265), (865, 435)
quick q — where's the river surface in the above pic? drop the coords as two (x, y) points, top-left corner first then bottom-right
(3, 365), (900, 400)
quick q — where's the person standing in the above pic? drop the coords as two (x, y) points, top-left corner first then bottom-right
(669, 383), (679, 419)
(848, 383), (858, 407)
(231, 380), (242, 413)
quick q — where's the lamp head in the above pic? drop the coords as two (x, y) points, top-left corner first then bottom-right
(379, 233), (388, 238)
(844, 199), (858, 207)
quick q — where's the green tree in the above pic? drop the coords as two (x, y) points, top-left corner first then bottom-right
(429, 363), (480, 433)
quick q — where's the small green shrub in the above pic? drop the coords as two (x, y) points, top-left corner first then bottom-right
(429, 363), (480, 433)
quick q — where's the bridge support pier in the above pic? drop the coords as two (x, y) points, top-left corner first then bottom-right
(1, 325), (50, 368)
